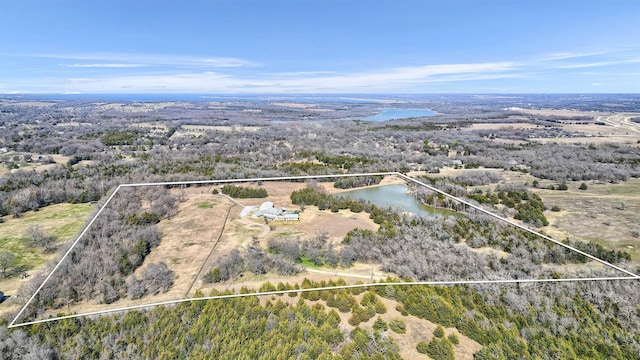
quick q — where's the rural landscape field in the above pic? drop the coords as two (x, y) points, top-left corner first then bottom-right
(1, 94), (639, 359)
(2, 0), (640, 359)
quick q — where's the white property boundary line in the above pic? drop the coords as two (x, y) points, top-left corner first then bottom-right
(11, 277), (636, 328)
(8, 172), (639, 328)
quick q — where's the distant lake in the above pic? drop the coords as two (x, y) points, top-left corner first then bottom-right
(339, 184), (453, 217)
(359, 108), (437, 121)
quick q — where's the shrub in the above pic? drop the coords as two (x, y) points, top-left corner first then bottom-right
(579, 183), (588, 190)
(434, 325), (445, 338)
(425, 338), (455, 360)
(389, 318), (406, 334)
(447, 333), (459, 345)
(373, 316), (388, 332)
(396, 304), (408, 316)
(416, 340), (430, 354)
(204, 268), (222, 284)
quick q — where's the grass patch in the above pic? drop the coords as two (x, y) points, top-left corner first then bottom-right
(276, 231), (303, 236)
(298, 257), (322, 269)
(0, 203), (93, 279)
(197, 201), (214, 209)
(594, 179), (640, 196)
(589, 238), (640, 263)
(0, 236), (45, 271)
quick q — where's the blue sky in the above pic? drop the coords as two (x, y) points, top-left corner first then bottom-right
(1, 0), (639, 94)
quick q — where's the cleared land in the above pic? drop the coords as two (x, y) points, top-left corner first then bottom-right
(539, 179), (640, 263)
(170, 124), (262, 138)
(468, 122), (539, 130)
(514, 108), (606, 118)
(46, 180), (381, 317)
(529, 113), (640, 144)
(0, 203), (93, 315)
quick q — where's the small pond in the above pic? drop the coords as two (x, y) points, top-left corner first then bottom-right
(339, 184), (454, 217)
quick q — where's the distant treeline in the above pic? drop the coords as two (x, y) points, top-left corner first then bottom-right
(333, 175), (382, 189)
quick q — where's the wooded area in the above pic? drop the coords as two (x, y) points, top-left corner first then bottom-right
(1, 94), (639, 358)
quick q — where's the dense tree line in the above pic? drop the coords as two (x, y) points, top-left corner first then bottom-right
(342, 211), (629, 283)
(15, 186), (177, 321)
(415, 177), (550, 226)
(220, 184), (268, 198)
(203, 246), (303, 284)
(3, 290), (403, 359)
(375, 280), (640, 359)
(333, 175), (382, 189)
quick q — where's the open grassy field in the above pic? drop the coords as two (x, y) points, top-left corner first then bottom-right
(0, 203), (94, 315)
(0, 203), (94, 270)
(538, 178), (640, 264)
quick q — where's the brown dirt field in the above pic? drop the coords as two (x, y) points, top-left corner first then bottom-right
(47, 181), (382, 318)
(562, 123), (636, 136)
(136, 122), (170, 131)
(141, 191), (239, 298)
(47, 191), (239, 317)
(270, 207), (378, 243)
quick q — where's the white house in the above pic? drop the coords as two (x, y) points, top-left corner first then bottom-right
(254, 201), (299, 221)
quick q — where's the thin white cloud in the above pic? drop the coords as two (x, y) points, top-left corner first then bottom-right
(4, 50), (638, 93)
(68, 78), (100, 83)
(270, 71), (337, 77)
(554, 58), (640, 69)
(17, 52), (260, 68)
(540, 50), (610, 61)
(267, 62), (520, 90)
(65, 63), (147, 68)
(39, 61), (521, 93)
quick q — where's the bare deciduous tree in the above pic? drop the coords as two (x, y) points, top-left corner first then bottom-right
(25, 224), (56, 251)
(0, 250), (17, 278)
